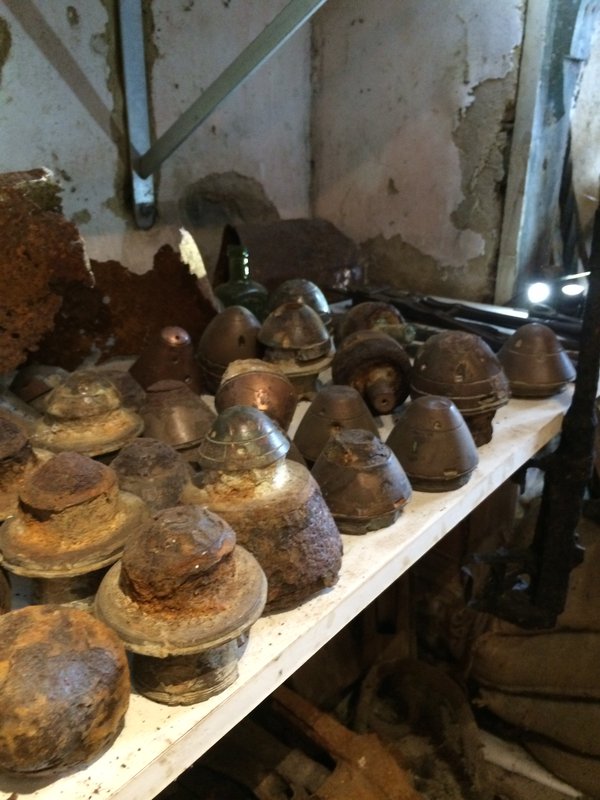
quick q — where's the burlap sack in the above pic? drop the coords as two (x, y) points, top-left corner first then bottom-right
(524, 739), (600, 798)
(477, 687), (600, 756)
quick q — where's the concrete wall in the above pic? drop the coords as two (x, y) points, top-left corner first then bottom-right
(311, 0), (525, 302)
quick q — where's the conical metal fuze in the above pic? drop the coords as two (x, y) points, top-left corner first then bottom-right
(184, 406), (342, 612)
(497, 322), (576, 397)
(215, 358), (298, 432)
(386, 396), (479, 491)
(95, 504), (267, 705)
(331, 329), (412, 416)
(197, 306), (262, 394)
(140, 379), (216, 458)
(30, 370), (144, 457)
(0, 451), (150, 609)
(293, 384), (380, 466)
(267, 278), (332, 331)
(111, 437), (192, 513)
(0, 416), (51, 521)
(339, 300), (415, 346)
(410, 331), (510, 446)
(311, 429), (412, 535)
(129, 325), (203, 394)
(258, 301), (335, 400)
(197, 404), (290, 471)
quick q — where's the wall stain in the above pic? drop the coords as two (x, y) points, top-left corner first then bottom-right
(0, 17), (13, 80)
(66, 6), (80, 27)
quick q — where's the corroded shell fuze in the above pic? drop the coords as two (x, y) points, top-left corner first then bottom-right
(0, 416), (41, 521)
(111, 437), (192, 513)
(95, 504), (267, 704)
(268, 278), (332, 330)
(197, 405), (290, 471)
(129, 325), (203, 394)
(0, 451), (150, 578)
(259, 300), (332, 362)
(497, 322), (576, 397)
(331, 329), (412, 415)
(197, 306), (262, 394)
(215, 358), (298, 432)
(0, 604), (130, 777)
(311, 428), (412, 534)
(339, 300), (414, 345)
(30, 370), (144, 456)
(140, 379), (216, 452)
(293, 384), (380, 465)
(410, 331), (510, 445)
(386, 395), (479, 491)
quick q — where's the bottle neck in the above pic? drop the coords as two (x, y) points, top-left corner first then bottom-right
(228, 247), (250, 281)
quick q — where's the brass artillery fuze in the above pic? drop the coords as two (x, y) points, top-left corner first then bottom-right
(30, 370), (144, 456)
(129, 325), (203, 394)
(184, 406), (342, 611)
(0, 451), (149, 608)
(386, 396), (479, 491)
(331, 329), (412, 416)
(215, 358), (298, 431)
(0, 604), (130, 777)
(410, 331), (510, 446)
(0, 416), (51, 520)
(268, 278), (332, 331)
(95, 504), (267, 705)
(140, 379), (216, 462)
(197, 305), (262, 393)
(311, 429), (412, 534)
(293, 383), (380, 466)
(111, 437), (192, 513)
(258, 300), (335, 399)
(497, 322), (576, 397)
(339, 300), (415, 346)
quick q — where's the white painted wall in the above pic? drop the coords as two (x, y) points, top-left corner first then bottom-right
(0, 1), (311, 273)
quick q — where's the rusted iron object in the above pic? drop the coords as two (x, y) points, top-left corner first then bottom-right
(0, 416), (52, 521)
(10, 364), (70, 410)
(386, 395), (479, 491)
(293, 384), (380, 466)
(30, 370), (144, 457)
(129, 325), (203, 393)
(311, 429), (412, 535)
(0, 451), (149, 608)
(331, 329), (412, 416)
(95, 505), (267, 704)
(259, 301), (335, 399)
(0, 604), (129, 776)
(184, 406), (342, 611)
(214, 218), (362, 294)
(197, 305), (262, 393)
(267, 278), (332, 331)
(410, 331), (510, 446)
(497, 322), (576, 397)
(215, 358), (298, 431)
(111, 437), (192, 513)
(339, 300), (416, 346)
(140, 379), (216, 460)
(0, 569), (10, 614)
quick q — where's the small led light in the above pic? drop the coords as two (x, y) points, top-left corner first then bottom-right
(527, 282), (551, 304)
(561, 283), (586, 297)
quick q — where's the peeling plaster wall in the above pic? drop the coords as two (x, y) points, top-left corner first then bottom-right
(0, 1), (311, 274)
(311, 0), (524, 302)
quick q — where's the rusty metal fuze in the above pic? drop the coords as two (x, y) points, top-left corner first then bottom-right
(467, 204), (600, 628)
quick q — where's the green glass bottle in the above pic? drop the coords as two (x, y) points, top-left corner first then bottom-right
(214, 245), (269, 322)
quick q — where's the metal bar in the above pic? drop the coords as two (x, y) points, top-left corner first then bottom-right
(119, 0), (156, 228)
(136, 0), (329, 179)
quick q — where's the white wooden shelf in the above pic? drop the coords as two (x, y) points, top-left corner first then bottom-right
(0, 388), (573, 800)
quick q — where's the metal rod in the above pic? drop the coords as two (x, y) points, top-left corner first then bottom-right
(136, 0), (329, 179)
(118, 0), (156, 228)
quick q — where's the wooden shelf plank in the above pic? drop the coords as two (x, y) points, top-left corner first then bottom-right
(0, 389), (572, 800)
